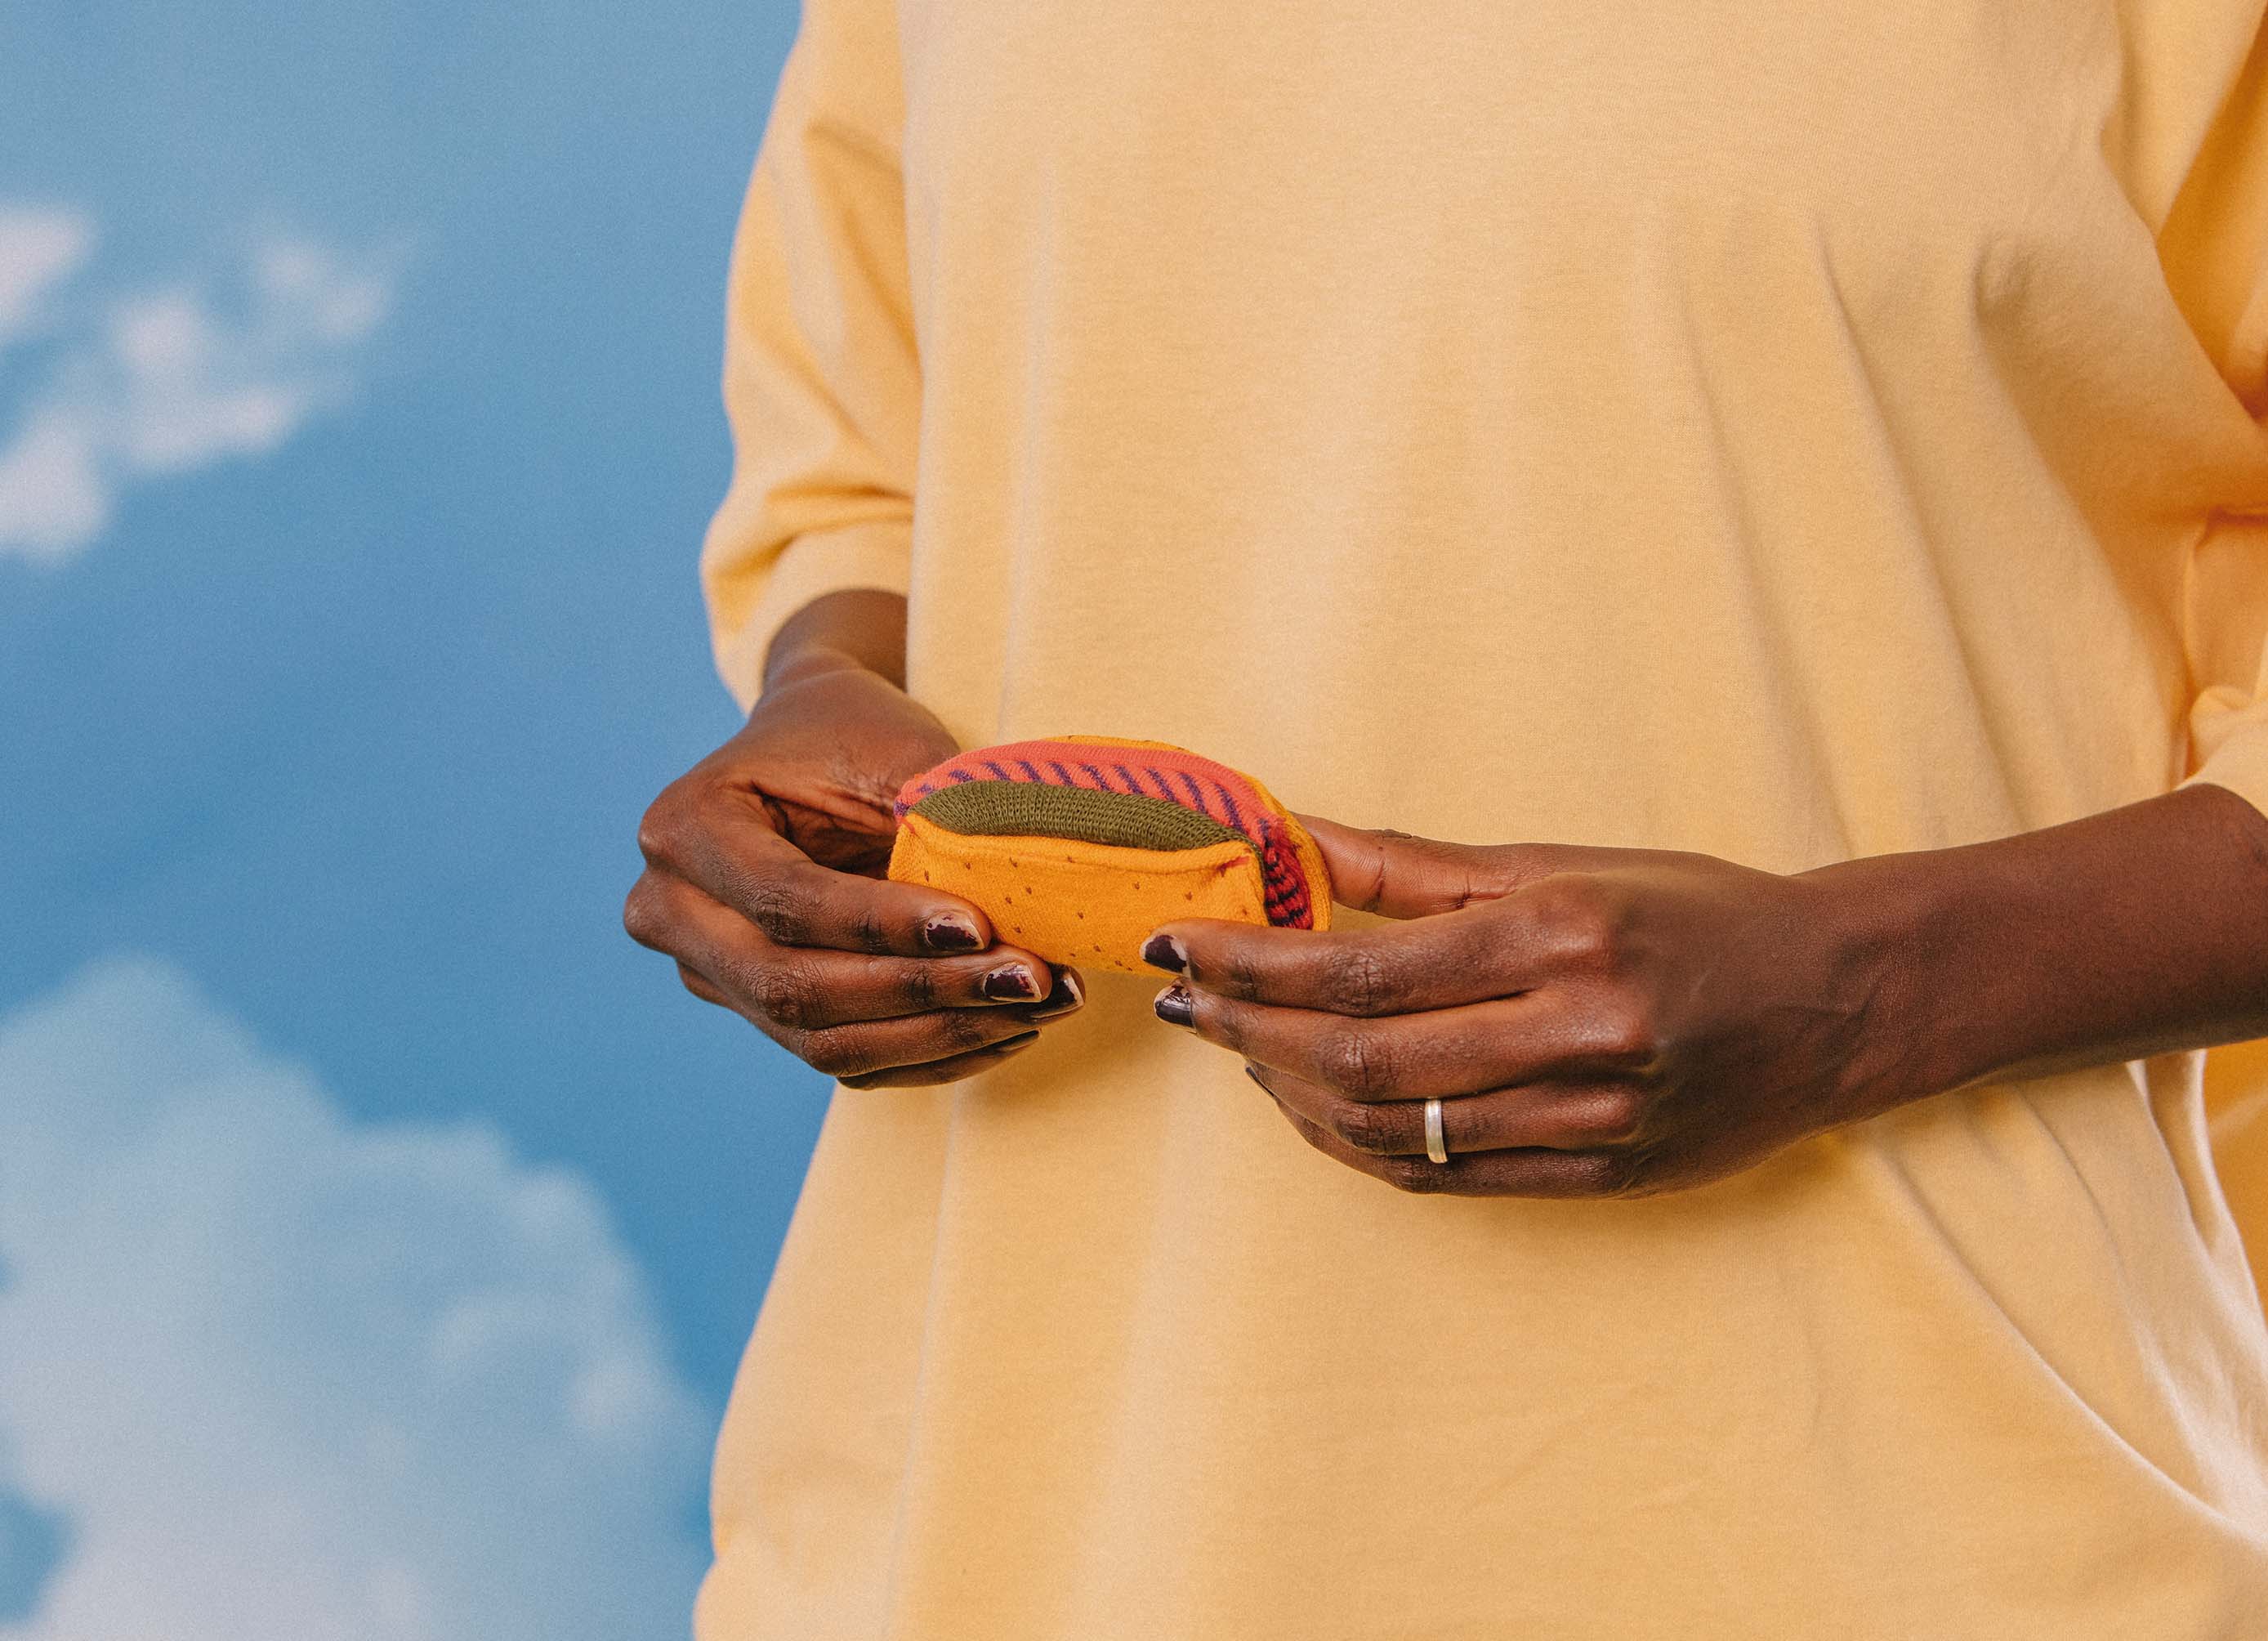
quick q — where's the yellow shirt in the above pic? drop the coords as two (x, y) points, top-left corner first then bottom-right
(694, 2), (2268, 1634)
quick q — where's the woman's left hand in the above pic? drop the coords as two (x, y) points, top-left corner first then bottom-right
(1141, 816), (1943, 1199)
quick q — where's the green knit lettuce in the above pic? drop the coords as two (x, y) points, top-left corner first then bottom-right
(910, 780), (1255, 856)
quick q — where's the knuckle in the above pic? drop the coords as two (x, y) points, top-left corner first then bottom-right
(894, 960), (940, 1013)
(1594, 1003), (1662, 1072)
(1417, 841), (1503, 912)
(1570, 1086), (1650, 1146)
(1380, 1155), (1453, 1195)
(740, 877), (813, 946)
(635, 785), (700, 870)
(1331, 1098), (1403, 1156)
(848, 904), (895, 957)
(1212, 944), (1269, 1003)
(620, 875), (669, 949)
(748, 961), (823, 1031)
(797, 1027), (869, 1079)
(1199, 999), (1247, 1055)
(1320, 1024), (1395, 1099)
(1534, 875), (1627, 970)
(1489, 843), (1554, 883)
(1588, 1148), (1654, 1199)
(931, 1007), (998, 1057)
(1319, 947), (1400, 1017)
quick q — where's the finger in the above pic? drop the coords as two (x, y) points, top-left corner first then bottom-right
(633, 874), (1060, 1029)
(1291, 813), (1642, 920)
(1243, 1062), (1645, 1155)
(677, 962), (730, 1008)
(1028, 964), (1090, 1020)
(794, 1002), (1060, 1081)
(679, 933), (1078, 1069)
(838, 1030), (1043, 1089)
(1266, 1093), (1636, 1198)
(1143, 899), (1592, 1015)
(640, 788), (995, 955)
(1154, 982), (1646, 1100)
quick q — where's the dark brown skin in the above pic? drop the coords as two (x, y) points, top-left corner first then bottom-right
(629, 589), (2268, 1189)
(623, 589), (1087, 1088)
(1145, 790), (2268, 1197)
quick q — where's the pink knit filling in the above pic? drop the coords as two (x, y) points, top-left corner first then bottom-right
(895, 740), (1315, 928)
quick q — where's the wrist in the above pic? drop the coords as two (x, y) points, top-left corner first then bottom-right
(1798, 846), (2004, 1117)
(760, 641), (885, 696)
(1799, 787), (2268, 1118)
(760, 588), (909, 695)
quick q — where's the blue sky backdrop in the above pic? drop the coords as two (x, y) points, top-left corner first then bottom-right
(1, 2), (833, 1630)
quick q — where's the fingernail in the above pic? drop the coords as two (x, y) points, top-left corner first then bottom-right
(1141, 932), (1188, 974)
(1153, 983), (1195, 1027)
(1025, 967), (1086, 1018)
(923, 914), (982, 952)
(993, 1030), (1041, 1054)
(982, 964), (1042, 1000)
(1243, 1063), (1267, 1089)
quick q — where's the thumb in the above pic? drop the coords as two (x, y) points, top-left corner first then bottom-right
(1292, 814), (1637, 921)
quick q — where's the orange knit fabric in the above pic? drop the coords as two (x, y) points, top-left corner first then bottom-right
(886, 735), (1331, 971)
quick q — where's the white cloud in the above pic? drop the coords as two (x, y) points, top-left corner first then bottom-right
(0, 406), (109, 549)
(0, 212), (398, 562)
(0, 958), (710, 1640)
(0, 208), (94, 347)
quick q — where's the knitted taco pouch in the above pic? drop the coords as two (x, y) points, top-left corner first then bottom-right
(885, 736), (1332, 973)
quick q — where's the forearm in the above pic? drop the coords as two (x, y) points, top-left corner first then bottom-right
(1811, 781), (2268, 1104)
(761, 588), (910, 693)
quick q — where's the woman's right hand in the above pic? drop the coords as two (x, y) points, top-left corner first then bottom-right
(623, 644), (1081, 1088)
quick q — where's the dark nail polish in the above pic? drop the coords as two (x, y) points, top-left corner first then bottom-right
(1243, 1063), (1268, 1090)
(923, 914), (982, 952)
(1025, 967), (1087, 1018)
(1153, 983), (1195, 1027)
(993, 1030), (1041, 1054)
(982, 964), (1042, 1000)
(1141, 933), (1188, 974)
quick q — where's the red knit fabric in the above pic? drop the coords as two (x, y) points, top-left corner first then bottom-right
(895, 739), (1316, 928)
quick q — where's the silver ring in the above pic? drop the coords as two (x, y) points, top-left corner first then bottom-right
(1423, 1097), (1449, 1164)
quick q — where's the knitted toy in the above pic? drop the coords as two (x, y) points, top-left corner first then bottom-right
(886, 736), (1331, 973)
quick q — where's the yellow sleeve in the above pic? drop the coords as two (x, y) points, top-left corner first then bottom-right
(698, 0), (917, 713)
(2166, 16), (2268, 816)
